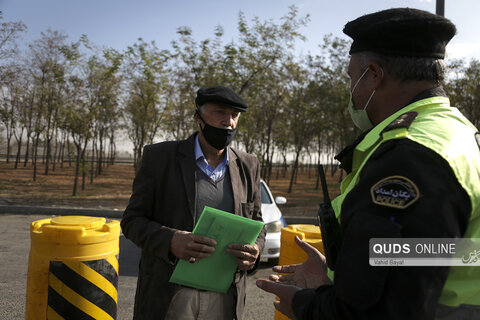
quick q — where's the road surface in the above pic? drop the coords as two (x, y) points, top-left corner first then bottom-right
(0, 213), (279, 320)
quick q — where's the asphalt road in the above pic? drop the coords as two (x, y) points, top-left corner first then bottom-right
(0, 213), (278, 320)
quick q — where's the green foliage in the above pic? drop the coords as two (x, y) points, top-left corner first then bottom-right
(122, 39), (169, 170)
(2, 5), (479, 186)
(445, 58), (480, 128)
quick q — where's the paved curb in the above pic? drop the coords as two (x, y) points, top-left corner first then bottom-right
(0, 204), (318, 225)
(0, 204), (124, 219)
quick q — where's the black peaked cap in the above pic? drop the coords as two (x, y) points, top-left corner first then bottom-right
(195, 86), (248, 112)
(343, 8), (456, 59)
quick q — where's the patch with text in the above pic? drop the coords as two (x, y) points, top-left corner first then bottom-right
(370, 175), (420, 209)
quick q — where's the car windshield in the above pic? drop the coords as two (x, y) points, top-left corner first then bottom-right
(261, 183), (273, 204)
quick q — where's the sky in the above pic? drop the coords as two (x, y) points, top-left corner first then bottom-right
(1, 0), (480, 62)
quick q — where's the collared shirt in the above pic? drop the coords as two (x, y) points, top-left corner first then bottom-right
(194, 135), (229, 183)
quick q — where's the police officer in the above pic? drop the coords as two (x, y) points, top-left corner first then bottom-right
(256, 8), (480, 320)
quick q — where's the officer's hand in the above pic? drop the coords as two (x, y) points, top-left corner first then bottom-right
(270, 236), (330, 289)
(226, 243), (260, 271)
(170, 230), (216, 262)
(256, 279), (300, 319)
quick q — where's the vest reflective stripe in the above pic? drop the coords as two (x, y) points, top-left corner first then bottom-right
(331, 96), (480, 307)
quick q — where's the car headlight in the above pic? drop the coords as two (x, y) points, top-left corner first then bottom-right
(265, 220), (283, 233)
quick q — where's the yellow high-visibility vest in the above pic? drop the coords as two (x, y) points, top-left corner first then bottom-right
(331, 96), (480, 307)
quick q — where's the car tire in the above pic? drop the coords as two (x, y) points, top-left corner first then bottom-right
(267, 258), (279, 266)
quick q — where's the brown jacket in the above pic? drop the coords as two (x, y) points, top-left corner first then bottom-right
(121, 133), (266, 320)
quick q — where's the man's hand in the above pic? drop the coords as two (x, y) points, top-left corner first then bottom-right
(255, 236), (330, 319)
(270, 236), (330, 289)
(256, 279), (300, 319)
(226, 243), (260, 271)
(170, 230), (216, 262)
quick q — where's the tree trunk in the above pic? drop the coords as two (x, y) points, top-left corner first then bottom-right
(67, 140), (72, 167)
(72, 143), (81, 196)
(32, 134), (40, 181)
(82, 155), (87, 191)
(288, 151), (300, 193)
(81, 141), (88, 191)
(133, 144), (139, 172)
(90, 141), (95, 185)
(5, 134), (12, 163)
(294, 162), (299, 184)
(266, 145), (274, 185)
(24, 132), (31, 167)
(58, 132), (66, 168)
(315, 160), (321, 190)
(108, 131), (116, 165)
(42, 141), (46, 164)
(134, 143), (144, 174)
(13, 126), (25, 169)
(14, 137), (23, 169)
(261, 124), (273, 179)
(97, 132), (104, 176)
(52, 129), (59, 172)
(316, 136), (322, 190)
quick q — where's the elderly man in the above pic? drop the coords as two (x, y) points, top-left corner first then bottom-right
(122, 85), (265, 320)
(257, 8), (480, 320)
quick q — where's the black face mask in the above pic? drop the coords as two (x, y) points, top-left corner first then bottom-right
(196, 109), (237, 150)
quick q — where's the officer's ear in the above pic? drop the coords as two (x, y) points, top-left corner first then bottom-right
(368, 62), (385, 90)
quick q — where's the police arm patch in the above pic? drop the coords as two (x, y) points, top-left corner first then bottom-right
(370, 175), (420, 209)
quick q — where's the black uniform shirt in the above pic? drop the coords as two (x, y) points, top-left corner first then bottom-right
(292, 88), (472, 320)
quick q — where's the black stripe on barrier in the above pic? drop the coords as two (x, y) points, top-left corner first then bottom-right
(48, 261), (117, 319)
(48, 286), (96, 320)
(83, 259), (118, 289)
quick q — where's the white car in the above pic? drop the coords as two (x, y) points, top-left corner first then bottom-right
(260, 179), (287, 264)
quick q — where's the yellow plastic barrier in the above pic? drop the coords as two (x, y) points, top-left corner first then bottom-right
(25, 216), (120, 320)
(274, 224), (324, 320)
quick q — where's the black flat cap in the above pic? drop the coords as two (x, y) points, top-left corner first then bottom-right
(343, 8), (456, 59)
(195, 86), (248, 112)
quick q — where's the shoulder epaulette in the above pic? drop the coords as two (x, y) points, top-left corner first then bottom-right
(382, 111), (418, 134)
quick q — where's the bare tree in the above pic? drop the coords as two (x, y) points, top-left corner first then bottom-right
(26, 29), (68, 176)
(0, 12), (26, 84)
(446, 58), (480, 128)
(123, 39), (169, 172)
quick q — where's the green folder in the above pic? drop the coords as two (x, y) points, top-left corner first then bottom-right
(169, 206), (264, 293)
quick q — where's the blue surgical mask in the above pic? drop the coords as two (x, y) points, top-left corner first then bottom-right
(348, 67), (376, 132)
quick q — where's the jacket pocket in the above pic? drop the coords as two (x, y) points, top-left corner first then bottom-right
(241, 202), (254, 218)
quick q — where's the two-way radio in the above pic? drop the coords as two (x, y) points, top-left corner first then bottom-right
(317, 164), (342, 271)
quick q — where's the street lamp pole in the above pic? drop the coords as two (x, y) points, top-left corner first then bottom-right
(436, 0), (445, 17)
